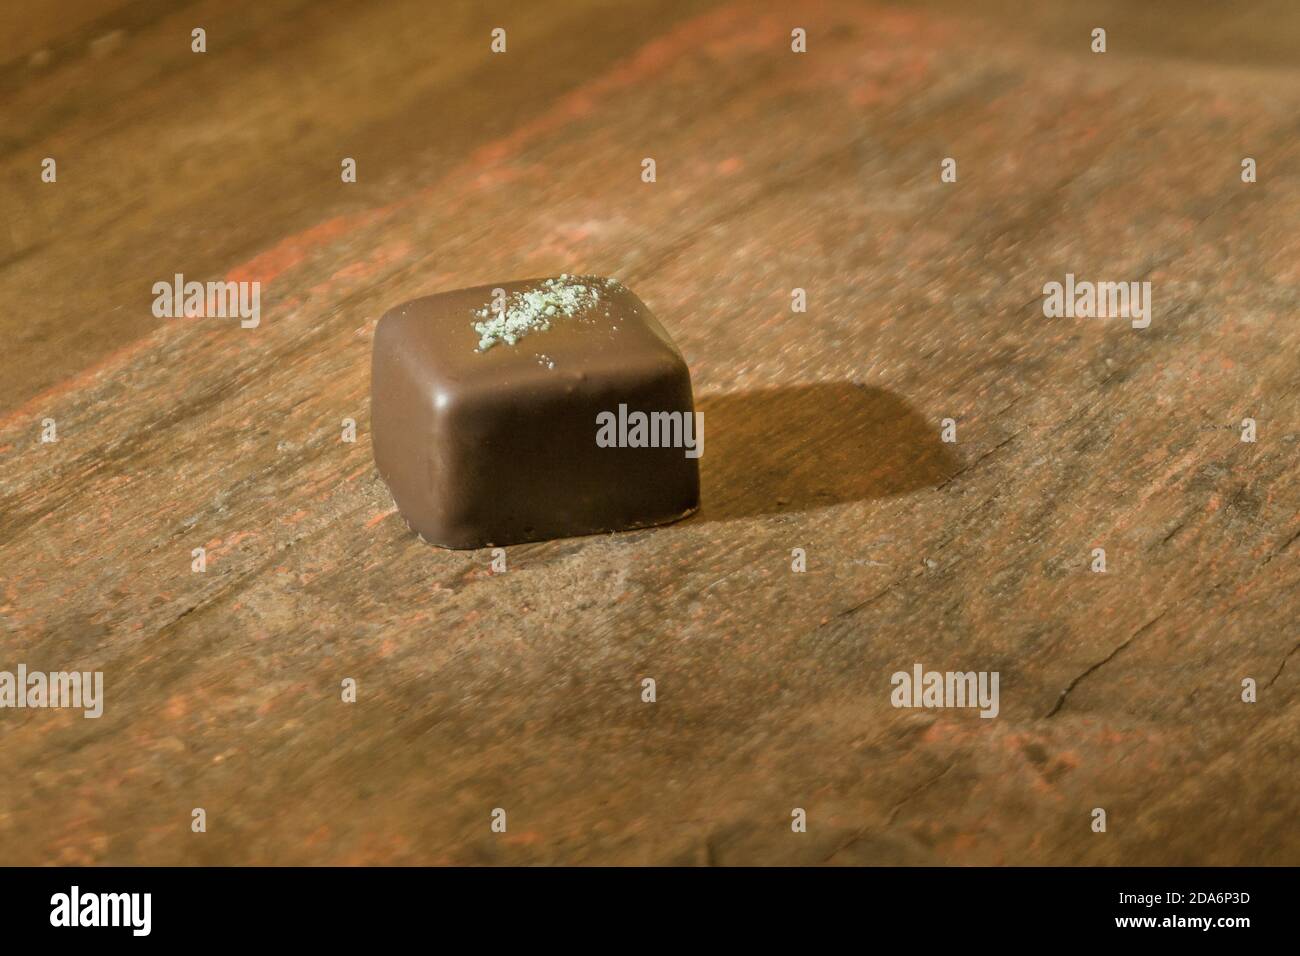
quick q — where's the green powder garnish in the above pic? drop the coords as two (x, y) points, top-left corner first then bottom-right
(472, 275), (602, 351)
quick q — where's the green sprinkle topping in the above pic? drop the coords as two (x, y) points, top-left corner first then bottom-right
(472, 276), (604, 351)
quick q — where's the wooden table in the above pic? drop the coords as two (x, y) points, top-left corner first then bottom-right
(1, 0), (1297, 865)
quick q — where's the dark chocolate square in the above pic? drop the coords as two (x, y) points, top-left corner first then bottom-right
(371, 276), (700, 548)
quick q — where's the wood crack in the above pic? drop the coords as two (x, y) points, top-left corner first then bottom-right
(1260, 525), (1300, 567)
(887, 761), (956, 826)
(1264, 641), (1300, 689)
(817, 761), (956, 864)
(826, 580), (900, 624)
(1044, 609), (1168, 718)
(936, 431), (1020, 492)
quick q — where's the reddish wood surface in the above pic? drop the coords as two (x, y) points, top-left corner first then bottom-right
(0, 0), (1297, 865)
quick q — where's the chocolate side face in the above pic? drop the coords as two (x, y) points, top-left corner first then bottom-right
(371, 277), (700, 548)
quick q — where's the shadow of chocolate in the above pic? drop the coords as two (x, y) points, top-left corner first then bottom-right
(693, 382), (959, 522)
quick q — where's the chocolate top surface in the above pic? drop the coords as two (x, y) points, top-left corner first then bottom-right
(376, 276), (685, 403)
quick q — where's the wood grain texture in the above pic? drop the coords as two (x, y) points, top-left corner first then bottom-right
(0, 0), (1297, 865)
